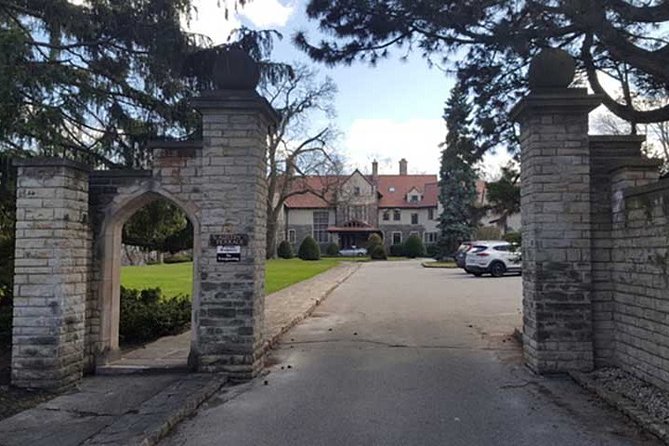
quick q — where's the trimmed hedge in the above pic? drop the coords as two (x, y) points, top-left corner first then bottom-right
(369, 244), (387, 260)
(120, 287), (191, 344)
(503, 231), (522, 245)
(164, 253), (193, 264)
(403, 234), (426, 258)
(425, 243), (439, 259)
(325, 242), (340, 257)
(277, 240), (294, 259)
(389, 244), (405, 257)
(298, 236), (321, 261)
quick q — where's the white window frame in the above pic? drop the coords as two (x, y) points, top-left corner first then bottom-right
(287, 229), (296, 243)
(313, 211), (330, 243)
(411, 213), (419, 225)
(424, 232), (438, 244)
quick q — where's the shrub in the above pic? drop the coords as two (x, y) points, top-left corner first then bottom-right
(119, 287), (191, 344)
(503, 231), (522, 245)
(473, 225), (502, 241)
(367, 233), (383, 250)
(425, 243), (439, 259)
(298, 236), (321, 261)
(277, 240), (294, 259)
(403, 234), (426, 258)
(164, 253), (193, 264)
(389, 243), (405, 257)
(325, 242), (340, 257)
(369, 244), (387, 260)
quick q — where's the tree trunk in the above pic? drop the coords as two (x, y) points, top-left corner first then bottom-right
(266, 208), (279, 260)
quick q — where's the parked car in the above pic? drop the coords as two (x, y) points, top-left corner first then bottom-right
(454, 242), (474, 268)
(465, 241), (521, 277)
(339, 246), (368, 257)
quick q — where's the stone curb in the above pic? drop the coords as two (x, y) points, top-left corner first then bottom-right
(260, 262), (362, 355)
(570, 371), (669, 444)
(83, 374), (227, 446)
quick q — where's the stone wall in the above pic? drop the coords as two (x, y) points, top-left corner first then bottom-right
(12, 159), (92, 390)
(609, 171), (669, 389)
(11, 89), (277, 389)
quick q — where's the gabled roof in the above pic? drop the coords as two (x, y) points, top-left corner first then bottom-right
(375, 175), (438, 208)
(282, 176), (340, 209)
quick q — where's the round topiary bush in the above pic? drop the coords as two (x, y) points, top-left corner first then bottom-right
(277, 240), (294, 259)
(403, 234), (426, 258)
(325, 242), (340, 257)
(367, 233), (383, 251)
(298, 236), (321, 261)
(389, 243), (405, 257)
(369, 244), (387, 260)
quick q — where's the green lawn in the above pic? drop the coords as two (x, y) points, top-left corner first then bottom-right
(121, 257), (351, 297)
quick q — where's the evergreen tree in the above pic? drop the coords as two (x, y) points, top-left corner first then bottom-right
(437, 84), (478, 259)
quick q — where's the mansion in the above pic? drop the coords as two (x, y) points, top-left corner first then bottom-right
(278, 159), (486, 250)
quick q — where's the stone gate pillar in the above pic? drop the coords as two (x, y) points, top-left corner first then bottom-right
(511, 49), (602, 373)
(189, 51), (279, 379)
(11, 159), (91, 390)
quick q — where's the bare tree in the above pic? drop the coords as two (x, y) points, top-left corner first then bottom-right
(262, 64), (343, 258)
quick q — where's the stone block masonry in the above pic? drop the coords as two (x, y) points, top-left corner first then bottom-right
(512, 49), (669, 391)
(11, 159), (92, 390)
(10, 89), (278, 389)
(512, 90), (602, 373)
(189, 90), (278, 379)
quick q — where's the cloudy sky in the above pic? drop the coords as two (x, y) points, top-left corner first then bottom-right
(183, 1), (554, 178)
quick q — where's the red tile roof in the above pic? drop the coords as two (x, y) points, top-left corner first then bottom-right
(283, 175), (488, 209)
(284, 174), (441, 209)
(282, 176), (340, 208)
(376, 175), (438, 208)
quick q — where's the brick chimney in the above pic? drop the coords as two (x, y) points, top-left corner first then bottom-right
(372, 159), (378, 177)
(399, 158), (408, 176)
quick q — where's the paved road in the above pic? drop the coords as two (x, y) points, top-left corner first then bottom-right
(163, 260), (659, 446)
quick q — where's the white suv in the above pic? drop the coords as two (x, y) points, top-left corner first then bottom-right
(465, 241), (521, 277)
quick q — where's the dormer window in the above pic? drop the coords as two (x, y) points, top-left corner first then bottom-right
(354, 186), (360, 196)
(389, 187), (396, 192)
(409, 195), (419, 203)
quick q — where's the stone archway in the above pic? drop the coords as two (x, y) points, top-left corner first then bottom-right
(10, 51), (280, 390)
(95, 188), (201, 365)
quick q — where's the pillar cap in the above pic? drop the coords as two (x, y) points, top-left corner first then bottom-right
(192, 89), (280, 126)
(13, 157), (91, 172)
(608, 157), (663, 174)
(510, 90), (603, 122)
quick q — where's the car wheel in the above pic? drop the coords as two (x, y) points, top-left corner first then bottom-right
(490, 262), (506, 278)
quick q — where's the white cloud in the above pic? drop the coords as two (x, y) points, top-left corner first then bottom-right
(343, 118), (515, 178)
(240, 0), (295, 28)
(185, 0), (295, 45)
(343, 118), (444, 175)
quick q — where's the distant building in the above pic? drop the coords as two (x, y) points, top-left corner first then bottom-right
(277, 158), (518, 252)
(279, 159), (442, 250)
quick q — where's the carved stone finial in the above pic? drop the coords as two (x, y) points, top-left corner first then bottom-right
(211, 47), (260, 90)
(528, 48), (576, 91)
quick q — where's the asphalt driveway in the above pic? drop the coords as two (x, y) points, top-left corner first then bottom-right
(163, 260), (659, 446)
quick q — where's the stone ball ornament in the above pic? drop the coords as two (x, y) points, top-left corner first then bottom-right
(211, 47), (261, 90)
(528, 48), (576, 91)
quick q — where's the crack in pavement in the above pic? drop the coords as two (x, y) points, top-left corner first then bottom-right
(280, 338), (519, 352)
